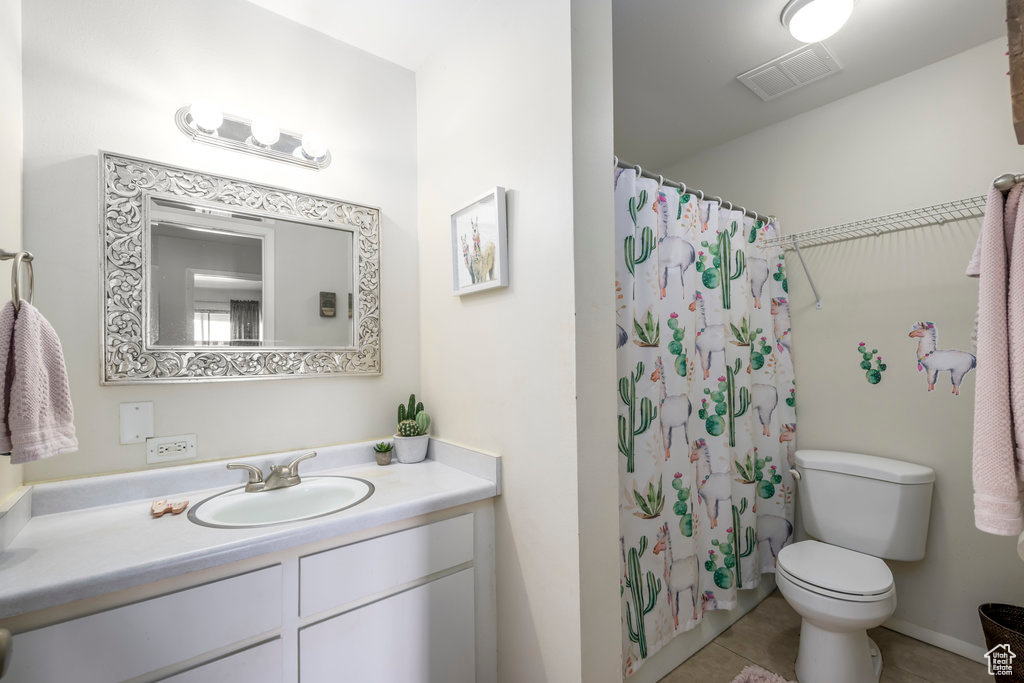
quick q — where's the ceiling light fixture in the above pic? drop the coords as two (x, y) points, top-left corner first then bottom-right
(781, 0), (853, 43)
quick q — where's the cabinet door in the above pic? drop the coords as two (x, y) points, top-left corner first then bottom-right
(299, 568), (474, 683)
(6, 566), (282, 683)
(159, 638), (282, 683)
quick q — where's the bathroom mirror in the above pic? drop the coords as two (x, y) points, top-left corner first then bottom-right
(101, 152), (380, 382)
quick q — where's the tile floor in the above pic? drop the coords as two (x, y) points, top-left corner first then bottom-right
(660, 591), (990, 682)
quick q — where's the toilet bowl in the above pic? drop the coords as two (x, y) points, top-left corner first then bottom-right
(777, 541), (896, 683)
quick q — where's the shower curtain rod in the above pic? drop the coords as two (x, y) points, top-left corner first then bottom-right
(614, 157), (774, 225)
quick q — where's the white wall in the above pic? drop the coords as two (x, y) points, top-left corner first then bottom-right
(665, 38), (1024, 657)
(569, 0), (622, 680)
(0, 0), (22, 499)
(416, 1), (596, 679)
(20, 0), (418, 481)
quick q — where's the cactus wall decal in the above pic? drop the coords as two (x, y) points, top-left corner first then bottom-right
(856, 342), (888, 384)
(666, 313), (687, 376)
(699, 358), (750, 447)
(625, 190), (655, 277)
(632, 476), (665, 519)
(618, 362), (657, 473)
(671, 472), (693, 536)
(625, 536), (662, 659)
(696, 221), (746, 309)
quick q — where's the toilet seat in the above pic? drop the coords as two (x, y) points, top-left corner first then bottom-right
(777, 540), (894, 602)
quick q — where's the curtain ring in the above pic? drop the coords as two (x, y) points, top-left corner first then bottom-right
(722, 200), (734, 211)
(737, 205), (747, 218)
(11, 251), (33, 313)
(633, 164), (643, 177)
(710, 195), (722, 206)
(657, 175), (664, 186)
(696, 189), (705, 201)
(679, 182), (687, 194)
(613, 155), (618, 166)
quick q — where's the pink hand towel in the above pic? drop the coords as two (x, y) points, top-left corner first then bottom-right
(972, 186), (1022, 535)
(0, 301), (78, 464)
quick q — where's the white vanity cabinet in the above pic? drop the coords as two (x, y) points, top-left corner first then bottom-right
(2, 510), (492, 683)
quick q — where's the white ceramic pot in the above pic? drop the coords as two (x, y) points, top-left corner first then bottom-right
(393, 434), (429, 463)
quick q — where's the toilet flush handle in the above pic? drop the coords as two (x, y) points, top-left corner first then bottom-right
(789, 468), (801, 480)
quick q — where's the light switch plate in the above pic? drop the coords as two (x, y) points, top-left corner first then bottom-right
(119, 402), (154, 444)
(146, 434), (197, 464)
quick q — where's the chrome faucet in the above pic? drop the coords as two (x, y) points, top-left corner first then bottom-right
(227, 451), (317, 493)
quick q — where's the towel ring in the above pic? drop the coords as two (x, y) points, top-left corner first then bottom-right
(8, 251), (33, 313)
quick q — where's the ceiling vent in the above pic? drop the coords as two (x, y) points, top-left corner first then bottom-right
(737, 43), (841, 101)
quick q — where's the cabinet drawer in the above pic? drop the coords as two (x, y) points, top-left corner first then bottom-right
(299, 514), (473, 617)
(299, 568), (475, 683)
(8, 565), (282, 683)
(159, 638), (283, 683)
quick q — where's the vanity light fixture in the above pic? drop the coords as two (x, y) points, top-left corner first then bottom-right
(781, 0), (853, 43)
(175, 105), (331, 170)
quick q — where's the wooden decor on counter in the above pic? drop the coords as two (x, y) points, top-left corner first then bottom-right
(1010, 0), (1024, 143)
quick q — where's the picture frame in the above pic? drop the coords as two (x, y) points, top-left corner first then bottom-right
(450, 187), (508, 295)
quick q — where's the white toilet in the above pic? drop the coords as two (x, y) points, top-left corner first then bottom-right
(776, 450), (935, 683)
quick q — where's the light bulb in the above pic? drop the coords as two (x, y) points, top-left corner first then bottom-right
(781, 0), (853, 43)
(250, 117), (280, 147)
(189, 100), (223, 134)
(300, 132), (328, 161)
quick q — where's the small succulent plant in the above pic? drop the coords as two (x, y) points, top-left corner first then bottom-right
(374, 441), (393, 453)
(396, 394), (431, 437)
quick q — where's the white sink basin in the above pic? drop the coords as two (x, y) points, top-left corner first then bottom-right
(188, 476), (374, 528)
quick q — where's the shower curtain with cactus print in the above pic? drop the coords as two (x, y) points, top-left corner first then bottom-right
(616, 167), (797, 676)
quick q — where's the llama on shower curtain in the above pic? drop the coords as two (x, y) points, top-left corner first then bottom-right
(616, 167), (796, 676)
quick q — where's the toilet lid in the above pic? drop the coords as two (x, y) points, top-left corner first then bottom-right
(777, 540), (893, 597)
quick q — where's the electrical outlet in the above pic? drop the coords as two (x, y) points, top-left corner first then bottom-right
(146, 434), (197, 464)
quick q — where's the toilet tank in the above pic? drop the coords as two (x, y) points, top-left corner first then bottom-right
(795, 450), (935, 561)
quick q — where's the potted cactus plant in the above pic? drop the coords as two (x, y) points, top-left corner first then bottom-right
(393, 393), (431, 463)
(373, 441), (393, 466)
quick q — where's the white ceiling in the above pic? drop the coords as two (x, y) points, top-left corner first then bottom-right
(243, 0), (481, 71)
(614, 0), (1006, 169)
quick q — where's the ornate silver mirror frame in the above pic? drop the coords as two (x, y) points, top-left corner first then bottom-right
(100, 151), (381, 383)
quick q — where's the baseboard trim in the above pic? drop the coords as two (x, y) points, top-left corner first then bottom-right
(883, 617), (986, 664)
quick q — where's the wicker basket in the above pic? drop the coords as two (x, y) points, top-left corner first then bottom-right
(979, 603), (1024, 681)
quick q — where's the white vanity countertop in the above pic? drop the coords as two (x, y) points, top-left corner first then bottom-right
(0, 439), (500, 619)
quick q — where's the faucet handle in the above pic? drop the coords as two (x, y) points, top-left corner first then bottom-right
(286, 451), (317, 476)
(227, 462), (265, 485)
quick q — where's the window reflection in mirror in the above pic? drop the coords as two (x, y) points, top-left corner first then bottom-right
(147, 198), (355, 349)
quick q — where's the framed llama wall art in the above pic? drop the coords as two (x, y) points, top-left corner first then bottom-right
(450, 187), (508, 295)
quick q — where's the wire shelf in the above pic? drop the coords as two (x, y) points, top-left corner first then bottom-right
(761, 195), (987, 250)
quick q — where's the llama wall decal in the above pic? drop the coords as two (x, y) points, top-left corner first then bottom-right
(651, 357), (690, 460)
(908, 321), (976, 396)
(653, 522), (699, 628)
